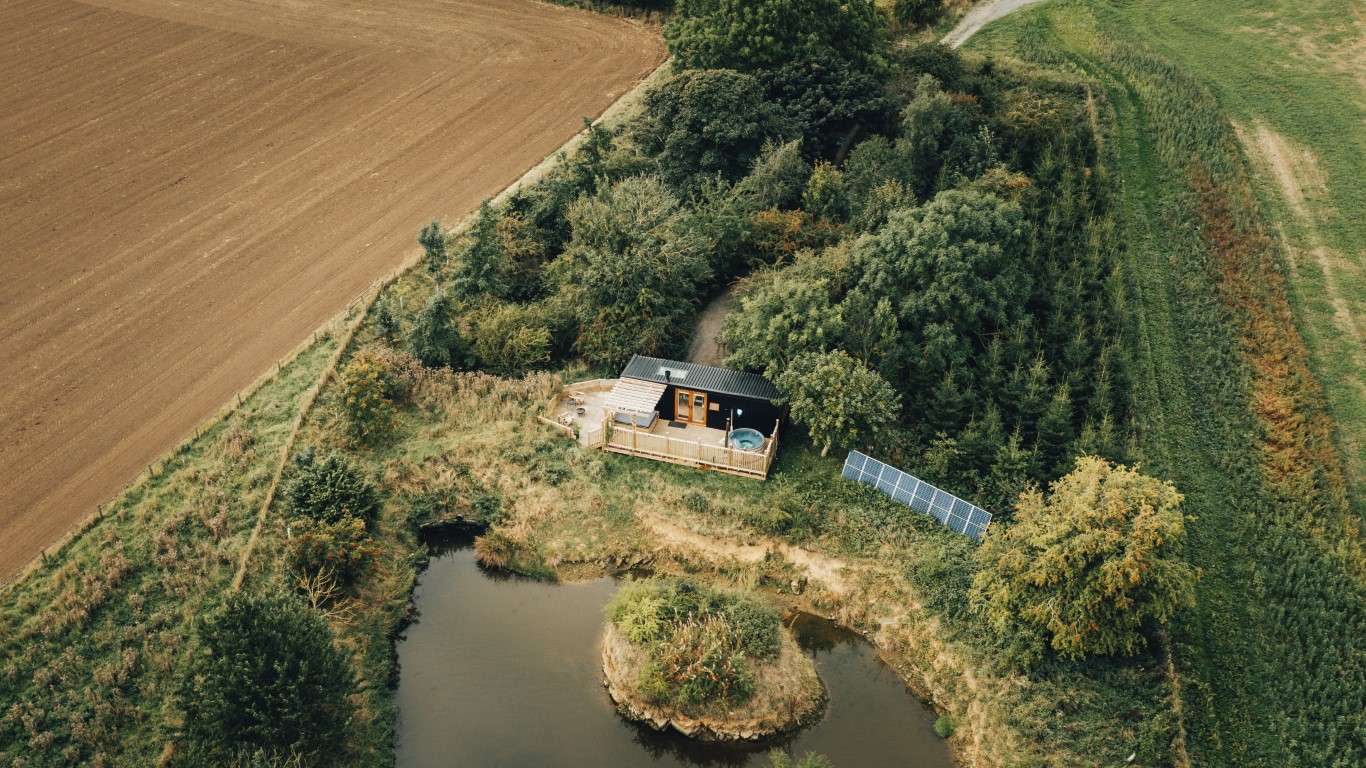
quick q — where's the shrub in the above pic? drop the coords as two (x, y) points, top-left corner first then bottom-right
(933, 715), (955, 738)
(802, 161), (851, 223)
(180, 592), (355, 765)
(336, 351), (397, 445)
(285, 515), (379, 586)
(471, 303), (552, 375)
(283, 447), (380, 525)
(606, 579), (782, 710)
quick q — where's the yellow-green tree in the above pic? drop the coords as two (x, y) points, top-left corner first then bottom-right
(337, 352), (396, 446)
(971, 456), (1199, 660)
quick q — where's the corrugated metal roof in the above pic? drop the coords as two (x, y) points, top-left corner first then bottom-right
(620, 355), (780, 402)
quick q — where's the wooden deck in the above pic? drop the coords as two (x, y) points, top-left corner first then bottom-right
(602, 412), (778, 479)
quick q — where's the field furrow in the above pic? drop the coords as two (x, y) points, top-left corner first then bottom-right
(0, 0), (664, 580)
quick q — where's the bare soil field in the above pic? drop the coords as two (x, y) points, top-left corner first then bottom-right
(0, 0), (664, 581)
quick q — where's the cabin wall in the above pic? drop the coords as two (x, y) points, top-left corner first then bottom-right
(654, 386), (783, 435)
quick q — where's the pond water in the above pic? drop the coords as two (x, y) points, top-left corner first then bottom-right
(394, 535), (954, 768)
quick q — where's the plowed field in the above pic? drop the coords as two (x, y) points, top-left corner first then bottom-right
(0, 0), (664, 580)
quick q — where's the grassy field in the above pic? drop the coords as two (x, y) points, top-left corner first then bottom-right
(0, 330), (342, 764)
(1107, 0), (1366, 522)
(970, 4), (1365, 765)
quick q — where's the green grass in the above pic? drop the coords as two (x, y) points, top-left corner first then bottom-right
(1000, 0), (1366, 517)
(970, 4), (1366, 765)
(0, 333), (340, 765)
(1112, 0), (1366, 525)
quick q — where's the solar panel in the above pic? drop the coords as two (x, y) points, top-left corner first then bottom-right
(841, 451), (993, 542)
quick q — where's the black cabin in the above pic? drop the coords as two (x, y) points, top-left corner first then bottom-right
(617, 355), (783, 436)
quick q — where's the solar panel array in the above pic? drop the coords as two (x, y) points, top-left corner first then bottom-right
(841, 451), (992, 542)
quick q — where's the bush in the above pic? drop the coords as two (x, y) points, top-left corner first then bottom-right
(471, 303), (552, 375)
(972, 457), (1199, 660)
(406, 290), (466, 369)
(606, 579), (783, 709)
(180, 592), (355, 765)
(336, 351), (397, 445)
(285, 515), (379, 586)
(283, 447), (380, 525)
(934, 715), (955, 738)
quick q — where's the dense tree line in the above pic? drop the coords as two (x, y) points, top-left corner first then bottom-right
(724, 49), (1134, 512)
(396, 1), (1137, 518)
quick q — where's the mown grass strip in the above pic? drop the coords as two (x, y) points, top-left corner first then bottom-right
(970, 5), (1365, 765)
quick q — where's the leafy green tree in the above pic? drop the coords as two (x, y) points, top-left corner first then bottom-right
(776, 350), (901, 456)
(887, 75), (993, 199)
(665, 0), (884, 76)
(283, 447), (380, 525)
(451, 199), (510, 301)
(471, 302), (552, 375)
(971, 456), (1199, 660)
(557, 176), (711, 312)
(631, 70), (794, 193)
(759, 50), (896, 160)
(336, 351), (397, 446)
(417, 220), (446, 274)
(180, 592), (355, 765)
(850, 189), (1030, 378)
(696, 140), (810, 274)
(373, 298), (400, 344)
(723, 271), (842, 378)
(405, 290), (466, 368)
(497, 211), (551, 302)
(802, 161), (851, 223)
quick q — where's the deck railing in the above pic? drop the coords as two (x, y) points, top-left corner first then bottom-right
(602, 413), (779, 479)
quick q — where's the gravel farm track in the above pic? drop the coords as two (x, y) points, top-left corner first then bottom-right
(0, 0), (664, 581)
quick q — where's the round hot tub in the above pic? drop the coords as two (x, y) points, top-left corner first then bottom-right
(728, 428), (765, 451)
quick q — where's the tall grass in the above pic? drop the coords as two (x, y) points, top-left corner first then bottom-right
(971, 4), (1366, 764)
(0, 338), (339, 765)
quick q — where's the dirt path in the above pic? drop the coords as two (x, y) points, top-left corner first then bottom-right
(685, 285), (738, 367)
(940, 0), (1048, 48)
(640, 512), (855, 596)
(0, 0), (664, 581)
(1234, 120), (1366, 477)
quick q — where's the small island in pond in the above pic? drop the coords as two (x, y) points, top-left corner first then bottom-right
(602, 578), (825, 741)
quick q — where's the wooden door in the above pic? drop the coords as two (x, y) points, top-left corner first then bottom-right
(674, 390), (708, 425)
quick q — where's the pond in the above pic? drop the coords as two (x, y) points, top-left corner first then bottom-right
(394, 534), (954, 768)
